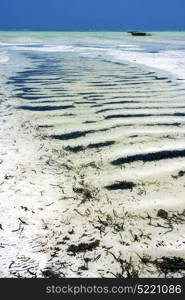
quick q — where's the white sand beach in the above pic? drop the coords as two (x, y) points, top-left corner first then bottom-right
(0, 31), (185, 278)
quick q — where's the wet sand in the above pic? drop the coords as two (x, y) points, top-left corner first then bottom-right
(0, 52), (185, 278)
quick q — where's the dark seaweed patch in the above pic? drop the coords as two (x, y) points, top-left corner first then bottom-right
(17, 70), (60, 77)
(67, 240), (100, 255)
(91, 104), (103, 108)
(154, 76), (168, 80)
(49, 89), (66, 92)
(38, 125), (54, 129)
(15, 95), (54, 100)
(157, 209), (168, 219)
(105, 113), (185, 119)
(83, 121), (96, 124)
(88, 141), (115, 149)
(156, 257), (185, 275)
(98, 128), (110, 132)
(105, 181), (136, 191)
(51, 113), (76, 117)
(42, 270), (61, 278)
(173, 113), (185, 117)
(77, 92), (99, 95)
(89, 81), (105, 84)
(122, 106), (185, 110)
(75, 101), (96, 104)
(58, 113), (76, 116)
(172, 170), (185, 179)
(96, 108), (117, 113)
(9, 77), (61, 84)
(6, 80), (25, 85)
(122, 81), (153, 85)
(49, 94), (76, 98)
(144, 123), (181, 127)
(85, 94), (104, 98)
(91, 83), (117, 87)
(64, 140), (115, 153)
(64, 145), (85, 153)
(102, 101), (139, 105)
(50, 130), (94, 140)
(30, 101), (59, 104)
(111, 149), (185, 165)
(17, 105), (74, 111)
(105, 114), (152, 119)
(14, 87), (39, 93)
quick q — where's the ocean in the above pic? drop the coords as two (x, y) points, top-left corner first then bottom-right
(0, 31), (185, 80)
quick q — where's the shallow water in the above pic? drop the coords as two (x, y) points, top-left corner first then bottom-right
(1, 32), (185, 168)
(1, 37), (184, 185)
(1, 31), (185, 80)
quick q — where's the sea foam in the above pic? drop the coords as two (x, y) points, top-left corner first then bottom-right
(0, 52), (9, 63)
(106, 48), (185, 82)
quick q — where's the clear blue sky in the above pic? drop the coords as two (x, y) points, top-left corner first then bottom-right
(0, 0), (185, 31)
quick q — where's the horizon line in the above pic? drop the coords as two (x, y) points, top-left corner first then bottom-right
(0, 29), (185, 32)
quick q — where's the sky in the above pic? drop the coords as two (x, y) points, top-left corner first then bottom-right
(0, 0), (185, 31)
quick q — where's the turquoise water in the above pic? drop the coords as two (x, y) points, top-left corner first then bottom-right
(0, 31), (185, 80)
